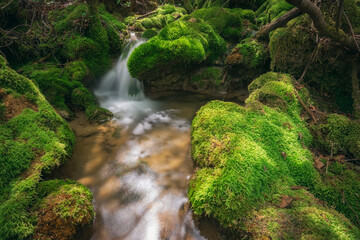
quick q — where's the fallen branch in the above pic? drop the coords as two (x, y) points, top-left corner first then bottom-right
(255, 7), (303, 39)
(294, 89), (317, 123)
(298, 46), (318, 83)
(136, 10), (156, 20)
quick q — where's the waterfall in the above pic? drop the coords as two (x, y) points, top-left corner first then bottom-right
(96, 35), (146, 101)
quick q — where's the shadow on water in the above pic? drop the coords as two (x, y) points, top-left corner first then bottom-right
(53, 38), (229, 240)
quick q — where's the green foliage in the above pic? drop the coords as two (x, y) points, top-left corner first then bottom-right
(85, 105), (113, 123)
(189, 72), (360, 236)
(190, 7), (243, 40)
(128, 18), (225, 79)
(71, 87), (96, 109)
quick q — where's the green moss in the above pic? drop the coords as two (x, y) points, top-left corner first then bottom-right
(190, 7), (243, 40)
(0, 58), (78, 239)
(235, 39), (267, 69)
(313, 113), (360, 160)
(50, 4), (89, 33)
(190, 67), (223, 89)
(231, 8), (256, 22)
(269, 16), (353, 113)
(256, 0), (294, 25)
(85, 105), (113, 123)
(71, 87), (96, 109)
(142, 28), (158, 39)
(63, 60), (89, 83)
(189, 72), (360, 235)
(128, 19), (225, 79)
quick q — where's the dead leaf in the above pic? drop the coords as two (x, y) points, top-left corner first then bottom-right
(264, 166), (268, 172)
(315, 160), (325, 169)
(279, 195), (294, 208)
(281, 152), (287, 160)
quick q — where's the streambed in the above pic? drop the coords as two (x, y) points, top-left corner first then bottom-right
(53, 40), (226, 240)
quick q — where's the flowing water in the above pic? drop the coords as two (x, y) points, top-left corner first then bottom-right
(53, 38), (225, 240)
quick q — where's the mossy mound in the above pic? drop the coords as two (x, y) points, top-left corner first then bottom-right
(256, 0), (294, 25)
(269, 16), (353, 113)
(189, 72), (360, 237)
(85, 105), (113, 123)
(226, 38), (267, 69)
(190, 7), (243, 41)
(0, 56), (94, 239)
(137, 4), (186, 30)
(34, 180), (94, 240)
(128, 17), (225, 80)
(142, 28), (158, 39)
(312, 113), (360, 161)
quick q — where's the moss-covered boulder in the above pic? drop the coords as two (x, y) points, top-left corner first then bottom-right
(128, 16), (226, 81)
(0, 56), (94, 239)
(255, 0), (294, 25)
(188, 66), (224, 91)
(269, 16), (353, 113)
(85, 105), (113, 123)
(189, 72), (360, 237)
(312, 113), (360, 160)
(226, 38), (268, 86)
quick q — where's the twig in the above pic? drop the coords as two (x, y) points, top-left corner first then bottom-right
(343, 11), (360, 52)
(298, 46), (318, 83)
(335, 0), (344, 32)
(1, 0), (14, 10)
(221, 71), (228, 84)
(136, 10), (156, 20)
(294, 89), (317, 123)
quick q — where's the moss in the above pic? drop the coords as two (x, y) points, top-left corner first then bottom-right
(190, 67), (223, 90)
(142, 28), (158, 39)
(63, 60), (89, 83)
(313, 113), (360, 160)
(71, 87), (96, 109)
(34, 180), (94, 239)
(128, 18), (225, 80)
(231, 8), (256, 22)
(233, 39), (267, 69)
(85, 105), (113, 123)
(189, 72), (360, 235)
(256, 0), (294, 25)
(0, 58), (80, 239)
(190, 7), (243, 41)
(269, 16), (353, 113)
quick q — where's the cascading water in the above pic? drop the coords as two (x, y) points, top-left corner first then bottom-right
(96, 34), (145, 101)
(55, 35), (223, 240)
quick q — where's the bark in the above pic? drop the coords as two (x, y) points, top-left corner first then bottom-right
(255, 7), (303, 40)
(286, 0), (358, 52)
(335, 0), (344, 32)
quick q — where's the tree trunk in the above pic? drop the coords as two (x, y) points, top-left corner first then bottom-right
(352, 57), (360, 119)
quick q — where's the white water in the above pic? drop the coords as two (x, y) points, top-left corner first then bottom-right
(86, 38), (211, 240)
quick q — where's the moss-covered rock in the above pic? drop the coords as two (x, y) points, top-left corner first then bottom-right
(312, 113), (360, 160)
(189, 67), (224, 91)
(71, 87), (97, 109)
(0, 55), (93, 239)
(189, 72), (360, 237)
(85, 105), (113, 123)
(269, 16), (353, 113)
(128, 17), (226, 80)
(190, 7), (243, 41)
(34, 180), (94, 240)
(142, 28), (158, 39)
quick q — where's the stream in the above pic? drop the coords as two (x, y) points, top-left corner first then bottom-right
(52, 38), (225, 239)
